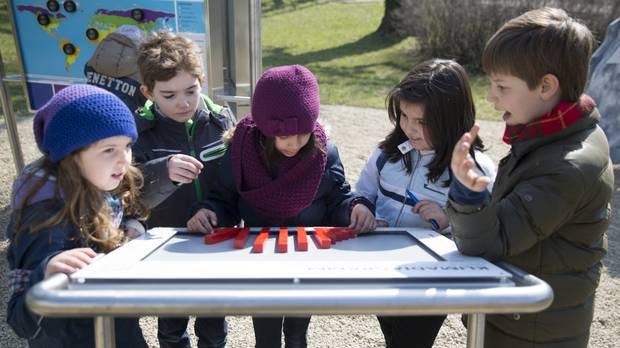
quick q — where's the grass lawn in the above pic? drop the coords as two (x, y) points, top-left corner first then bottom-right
(262, 0), (502, 120)
(0, 0), (501, 121)
(263, 1), (416, 110)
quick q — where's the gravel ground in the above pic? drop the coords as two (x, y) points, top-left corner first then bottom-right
(1, 104), (618, 347)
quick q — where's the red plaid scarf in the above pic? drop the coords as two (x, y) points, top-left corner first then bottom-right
(503, 95), (595, 145)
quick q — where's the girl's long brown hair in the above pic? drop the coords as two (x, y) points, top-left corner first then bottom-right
(380, 59), (484, 186)
(14, 153), (148, 253)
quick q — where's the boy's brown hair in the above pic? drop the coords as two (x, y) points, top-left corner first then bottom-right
(137, 31), (204, 91)
(482, 7), (593, 102)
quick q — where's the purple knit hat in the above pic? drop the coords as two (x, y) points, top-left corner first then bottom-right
(251, 64), (320, 137)
(33, 84), (137, 162)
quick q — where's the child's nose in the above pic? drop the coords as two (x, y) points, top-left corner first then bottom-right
(486, 89), (495, 103)
(178, 98), (190, 108)
(288, 141), (300, 152)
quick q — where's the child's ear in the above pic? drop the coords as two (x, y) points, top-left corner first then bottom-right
(539, 74), (560, 101)
(140, 85), (154, 101)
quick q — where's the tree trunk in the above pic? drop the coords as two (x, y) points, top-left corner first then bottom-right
(376, 0), (416, 38)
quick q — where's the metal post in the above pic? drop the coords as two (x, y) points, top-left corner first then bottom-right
(94, 316), (116, 348)
(0, 50), (25, 174)
(249, 0), (262, 96)
(466, 313), (486, 348)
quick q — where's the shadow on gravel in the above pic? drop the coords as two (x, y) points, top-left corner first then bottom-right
(0, 112), (33, 131)
(603, 166), (620, 278)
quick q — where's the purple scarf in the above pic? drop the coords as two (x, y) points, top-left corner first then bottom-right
(230, 115), (327, 224)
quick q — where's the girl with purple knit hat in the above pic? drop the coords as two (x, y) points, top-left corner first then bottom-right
(187, 64), (376, 347)
(6, 84), (148, 347)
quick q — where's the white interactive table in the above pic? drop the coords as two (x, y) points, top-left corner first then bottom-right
(27, 227), (553, 348)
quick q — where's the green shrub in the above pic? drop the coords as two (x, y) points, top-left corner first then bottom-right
(416, 0), (620, 71)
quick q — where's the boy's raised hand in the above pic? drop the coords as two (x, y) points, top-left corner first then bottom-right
(187, 208), (218, 234)
(45, 248), (97, 279)
(168, 154), (204, 184)
(349, 203), (376, 233)
(451, 124), (491, 192)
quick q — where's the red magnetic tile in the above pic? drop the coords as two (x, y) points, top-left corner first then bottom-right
(277, 227), (288, 253)
(335, 228), (348, 240)
(233, 228), (250, 249)
(330, 229), (342, 241)
(204, 227), (241, 244)
(326, 229), (339, 242)
(312, 228), (332, 249)
(252, 227), (270, 253)
(296, 227), (308, 251)
(333, 227), (356, 240)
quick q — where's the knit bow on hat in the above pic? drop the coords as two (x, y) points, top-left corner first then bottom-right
(33, 84), (137, 162)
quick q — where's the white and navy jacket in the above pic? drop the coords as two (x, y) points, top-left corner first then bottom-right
(356, 147), (496, 229)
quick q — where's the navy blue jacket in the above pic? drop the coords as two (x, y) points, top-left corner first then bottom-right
(133, 96), (235, 227)
(200, 142), (370, 227)
(6, 200), (147, 348)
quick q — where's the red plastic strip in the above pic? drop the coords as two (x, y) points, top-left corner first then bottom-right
(296, 227), (308, 251)
(312, 228), (332, 249)
(276, 227), (288, 253)
(233, 227), (250, 249)
(333, 227), (356, 240)
(252, 227), (270, 253)
(204, 227), (241, 244)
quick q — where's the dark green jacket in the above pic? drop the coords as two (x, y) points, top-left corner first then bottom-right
(447, 109), (613, 347)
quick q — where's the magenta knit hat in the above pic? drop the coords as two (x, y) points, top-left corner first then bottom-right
(251, 64), (319, 137)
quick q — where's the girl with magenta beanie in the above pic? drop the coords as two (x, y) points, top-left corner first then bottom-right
(188, 65), (376, 347)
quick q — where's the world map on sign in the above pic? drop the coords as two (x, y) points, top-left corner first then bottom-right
(13, 1), (176, 80)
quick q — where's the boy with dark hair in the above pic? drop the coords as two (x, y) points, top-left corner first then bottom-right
(449, 7), (613, 348)
(134, 30), (234, 348)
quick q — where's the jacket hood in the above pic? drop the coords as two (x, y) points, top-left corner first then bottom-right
(11, 159), (59, 210)
(135, 94), (230, 133)
(86, 25), (145, 80)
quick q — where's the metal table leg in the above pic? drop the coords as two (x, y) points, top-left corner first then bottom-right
(94, 316), (116, 348)
(466, 313), (485, 348)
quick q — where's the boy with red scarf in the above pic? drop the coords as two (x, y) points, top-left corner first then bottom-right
(187, 64), (375, 347)
(448, 8), (613, 348)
